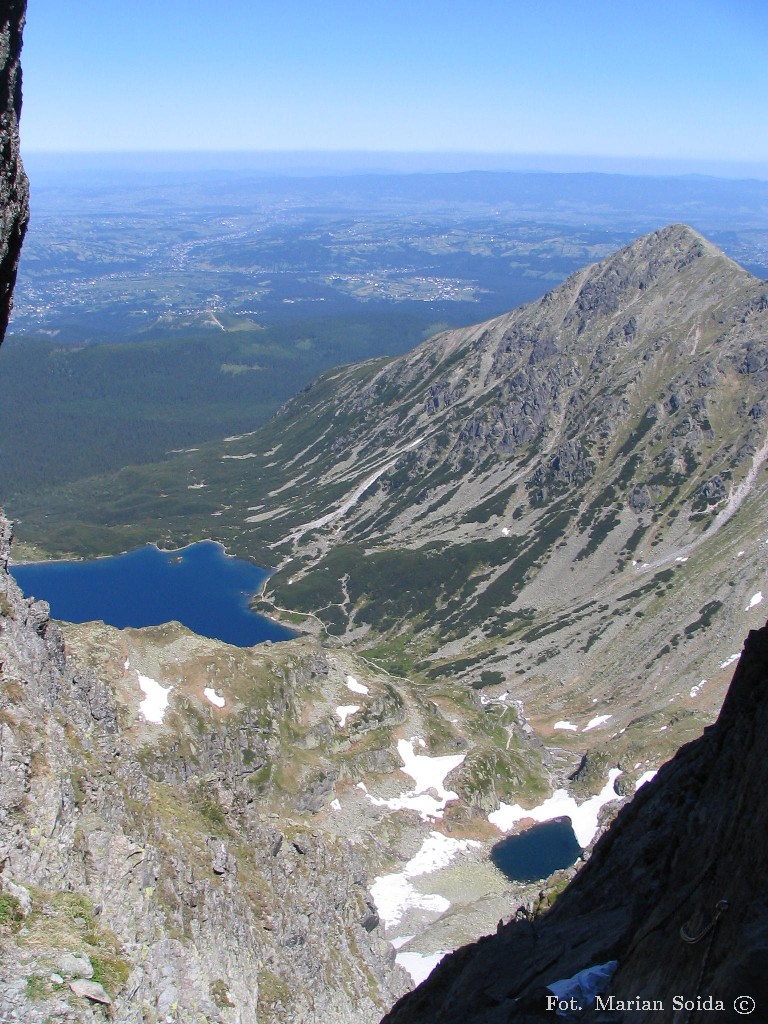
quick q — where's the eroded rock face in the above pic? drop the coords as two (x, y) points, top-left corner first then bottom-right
(381, 625), (768, 1023)
(0, 0), (28, 342)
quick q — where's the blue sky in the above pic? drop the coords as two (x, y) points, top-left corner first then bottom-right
(20, 0), (768, 170)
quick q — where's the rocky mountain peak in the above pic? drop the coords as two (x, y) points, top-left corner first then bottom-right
(567, 220), (746, 306)
(570, 220), (735, 298)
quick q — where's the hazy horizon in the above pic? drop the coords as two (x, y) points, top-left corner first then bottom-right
(20, 149), (768, 182)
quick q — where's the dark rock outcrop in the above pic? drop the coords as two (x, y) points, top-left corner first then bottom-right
(382, 625), (768, 1023)
(0, 0), (28, 341)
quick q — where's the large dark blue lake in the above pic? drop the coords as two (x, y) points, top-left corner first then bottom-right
(490, 817), (581, 882)
(11, 541), (296, 648)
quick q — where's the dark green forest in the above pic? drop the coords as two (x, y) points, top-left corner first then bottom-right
(0, 312), (430, 501)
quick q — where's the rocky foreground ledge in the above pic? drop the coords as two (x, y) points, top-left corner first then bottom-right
(382, 620), (768, 1023)
(0, 510), (407, 1023)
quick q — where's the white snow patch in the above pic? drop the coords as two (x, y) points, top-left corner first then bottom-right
(480, 691), (509, 706)
(737, 550), (745, 557)
(371, 874), (449, 933)
(204, 687), (226, 708)
(330, 799), (341, 811)
(746, 591), (764, 611)
(396, 951), (446, 986)
(336, 705), (360, 728)
(390, 935), (414, 951)
(635, 770), (657, 790)
(137, 673), (171, 725)
(553, 721), (578, 732)
(488, 769), (623, 848)
(720, 653), (740, 670)
(221, 452), (258, 460)
(187, 482), (206, 489)
(124, 659), (130, 671)
(346, 675), (369, 695)
(366, 792), (452, 820)
(501, 527), (510, 537)
(583, 714), (612, 732)
(406, 831), (481, 876)
(690, 679), (707, 699)
(370, 831), (481, 931)
(362, 738), (467, 820)
(397, 741), (462, 802)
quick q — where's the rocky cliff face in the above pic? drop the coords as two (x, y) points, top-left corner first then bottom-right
(0, 515), (407, 1022)
(382, 622), (768, 1022)
(0, 0), (28, 341)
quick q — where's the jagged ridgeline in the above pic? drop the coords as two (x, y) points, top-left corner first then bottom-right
(20, 225), (768, 706)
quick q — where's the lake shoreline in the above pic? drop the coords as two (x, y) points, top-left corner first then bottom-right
(11, 540), (297, 648)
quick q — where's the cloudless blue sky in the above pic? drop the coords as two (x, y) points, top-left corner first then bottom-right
(19, 0), (768, 170)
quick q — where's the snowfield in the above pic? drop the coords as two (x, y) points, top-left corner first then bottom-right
(634, 770), (657, 790)
(488, 769), (623, 848)
(370, 831), (481, 932)
(335, 705), (360, 728)
(396, 950), (446, 986)
(346, 674), (369, 695)
(583, 714), (612, 732)
(137, 673), (171, 724)
(362, 737), (466, 821)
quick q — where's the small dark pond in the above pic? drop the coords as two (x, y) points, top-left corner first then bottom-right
(490, 817), (581, 882)
(11, 540), (296, 648)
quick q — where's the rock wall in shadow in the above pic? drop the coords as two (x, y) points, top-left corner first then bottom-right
(0, 0), (28, 342)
